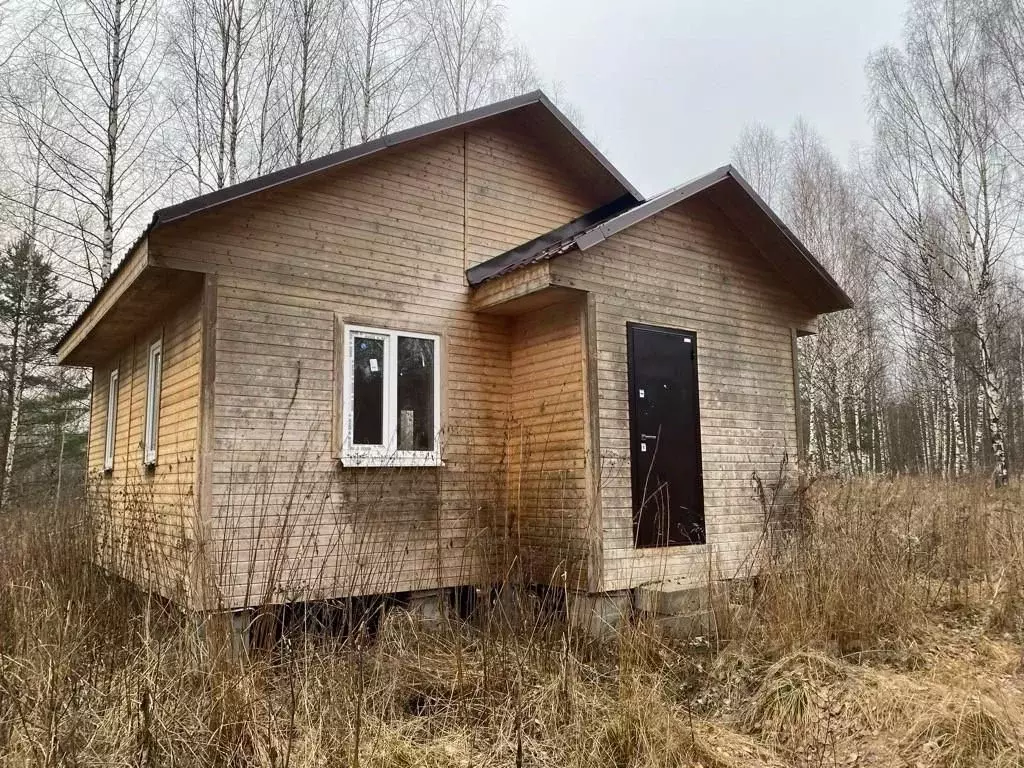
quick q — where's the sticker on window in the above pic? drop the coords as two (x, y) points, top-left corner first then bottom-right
(369, 358), (379, 372)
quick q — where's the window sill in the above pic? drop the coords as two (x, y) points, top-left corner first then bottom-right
(339, 452), (442, 468)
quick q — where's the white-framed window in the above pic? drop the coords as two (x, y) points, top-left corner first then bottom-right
(103, 368), (118, 471)
(143, 339), (162, 466)
(340, 325), (441, 467)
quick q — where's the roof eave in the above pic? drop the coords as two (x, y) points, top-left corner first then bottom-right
(56, 90), (644, 364)
(52, 229), (153, 362)
(156, 91), (642, 227)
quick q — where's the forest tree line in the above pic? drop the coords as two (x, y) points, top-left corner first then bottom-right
(1, 0), (1022, 508)
(733, 0), (1024, 485)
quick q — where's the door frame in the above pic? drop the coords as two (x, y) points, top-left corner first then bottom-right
(625, 321), (706, 548)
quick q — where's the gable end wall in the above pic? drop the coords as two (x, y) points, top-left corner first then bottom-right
(151, 122), (610, 609)
(551, 197), (817, 590)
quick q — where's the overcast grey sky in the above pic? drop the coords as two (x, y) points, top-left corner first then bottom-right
(505, 0), (906, 197)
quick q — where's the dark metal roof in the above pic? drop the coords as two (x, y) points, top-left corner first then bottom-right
(154, 90), (642, 225)
(467, 164), (854, 314)
(55, 90), (643, 358)
(466, 193), (640, 286)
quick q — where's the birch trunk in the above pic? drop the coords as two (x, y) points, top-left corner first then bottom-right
(974, 384), (985, 470)
(229, 0), (244, 185)
(978, 311), (1010, 486)
(216, 2), (230, 188)
(100, 0), (124, 281)
(0, 272), (31, 510)
(945, 341), (965, 476)
(807, 377), (819, 472)
(852, 396), (865, 474)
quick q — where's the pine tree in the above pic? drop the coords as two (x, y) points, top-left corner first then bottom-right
(0, 236), (78, 509)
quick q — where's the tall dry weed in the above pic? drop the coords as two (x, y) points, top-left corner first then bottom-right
(2, 475), (1024, 767)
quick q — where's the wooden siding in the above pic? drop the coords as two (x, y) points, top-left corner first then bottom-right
(507, 296), (589, 588)
(551, 197), (817, 591)
(87, 285), (204, 603)
(150, 125), (611, 609)
(464, 119), (608, 268)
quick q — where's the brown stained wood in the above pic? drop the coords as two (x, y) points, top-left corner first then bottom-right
(56, 241), (149, 364)
(192, 275), (218, 608)
(470, 262), (552, 312)
(581, 293), (604, 592)
(507, 296), (589, 588)
(164, 125), (614, 608)
(61, 263), (204, 366)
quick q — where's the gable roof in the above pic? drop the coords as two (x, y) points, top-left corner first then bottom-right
(55, 90), (643, 361)
(466, 164), (853, 314)
(154, 90), (642, 226)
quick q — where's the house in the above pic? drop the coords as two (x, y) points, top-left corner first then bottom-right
(54, 91), (851, 621)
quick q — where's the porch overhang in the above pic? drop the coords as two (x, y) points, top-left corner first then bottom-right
(470, 261), (581, 315)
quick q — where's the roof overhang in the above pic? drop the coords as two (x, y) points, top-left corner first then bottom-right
(54, 236), (203, 365)
(468, 165), (854, 315)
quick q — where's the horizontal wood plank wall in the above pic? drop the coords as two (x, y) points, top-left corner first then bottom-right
(87, 287), (203, 603)
(508, 296), (589, 588)
(465, 120), (608, 269)
(151, 127), (612, 609)
(551, 198), (817, 591)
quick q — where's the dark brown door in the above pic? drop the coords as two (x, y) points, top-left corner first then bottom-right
(627, 323), (705, 547)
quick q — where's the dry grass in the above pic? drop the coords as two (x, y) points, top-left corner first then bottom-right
(3, 475), (1024, 766)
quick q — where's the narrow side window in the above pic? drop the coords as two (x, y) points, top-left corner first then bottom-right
(144, 340), (162, 466)
(103, 368), (118, 471)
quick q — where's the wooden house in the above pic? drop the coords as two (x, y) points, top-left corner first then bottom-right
(55, 92), (851, 617)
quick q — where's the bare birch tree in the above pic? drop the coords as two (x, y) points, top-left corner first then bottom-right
(165, 0), (266, 191)
(283, 0), (339, 162)
(39, 0), (166, 286)
(734, 121), (884, 476)
(347, 0), (424, 142)
(732, 124), (786, 208)
(421, 0), (507, 117)
(868, 0), (1016, 485)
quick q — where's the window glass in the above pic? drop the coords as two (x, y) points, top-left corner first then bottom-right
(144, 343), (162, 464)
(397, 336), (434, 451)
(352, 335), (385, 445)
(104, 369), (118, 470)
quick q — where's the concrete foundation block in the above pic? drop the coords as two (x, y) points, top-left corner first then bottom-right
(407, 589), (448, 625)
(567, 590), (632, 638)
(487, 584), (526, 627)
(634, 580), (731, 639)
(199, 607), (267, 659)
